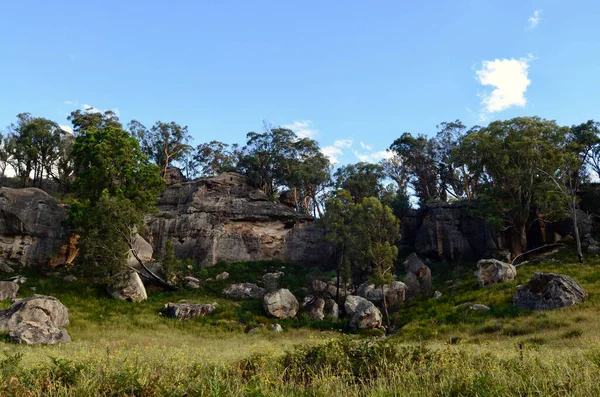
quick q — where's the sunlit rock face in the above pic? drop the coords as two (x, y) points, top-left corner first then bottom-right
(145, 172), (332, 267)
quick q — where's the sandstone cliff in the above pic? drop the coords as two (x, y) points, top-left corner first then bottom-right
(145, 172), (331, 267)
(0, 187), (76, 267)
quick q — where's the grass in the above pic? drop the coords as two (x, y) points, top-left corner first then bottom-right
(2, 248), (600, 395)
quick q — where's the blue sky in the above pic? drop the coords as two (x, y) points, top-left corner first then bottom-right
(1, 0), (599, 165)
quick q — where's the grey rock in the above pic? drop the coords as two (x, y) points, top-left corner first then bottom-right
(344, 295), (382, 330)
(0, 261), (14, 273)
(0, 187), (76, 267)
(139, 262), (167, 285)
(271, 323), (283, 332)
(63, 275), (77, 283)
(513, 272), (587, 310)
(223, 283), (265, 299)
(107, 271), (147, 302)
(215, 271), (230, 280)
(307, 297), (325, 320)
(165, 303), (215, 319)
(356, 281), (406, 307)
(263, 271), (284, 292)
(263, 288), (299, 319)
(433, 291), (442, 299)
(324, 299), (339, 320)
(470, 304), (490, 311)
(145, 172), (332, 267)
(127, 234), (153, 267)
(403, 253), (432, 299)
(0, 281), (18, 300)
(0, 295), (70, 344)
(474, 259), (517, 287)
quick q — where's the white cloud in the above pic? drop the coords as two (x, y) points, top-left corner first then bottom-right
(360, 141), (373, 150)
(58, 125), (74, 134)
(81, 103), (120, 117)
(353, 149), (393, 163)
(475, 55), (533, 117)
(282, 120), (318, 139)
(321, 139), (354, 164)
(528, 10), (542, 29)
(64, 100), (79, 106)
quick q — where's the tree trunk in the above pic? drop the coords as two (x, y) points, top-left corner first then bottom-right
(381, 284), (391, 332)
(572, 204), (584, 263)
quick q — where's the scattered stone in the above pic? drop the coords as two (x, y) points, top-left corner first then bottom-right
(356, 281), (406, 307)
(4, 276), (26, 284)
(324, 299), (339, 320)
(433, 291), (442, 299)
(263, 272), (285, 292)
(474, 259), (517, 287)
(470, 304), (490, 311)
(164, 303), (215, 320)
(263, 288), (299, 319)
(215, 271), (230, 280)
(63, 275), (77, 283)
(30, 287), (36, 291)
(454, 302), (473, 309)
(223, 283), (265, 300)
(513, 272), (587, 310)
(344, 295), (382, 330)
(187, 265), (194, 270)
(0, 281), (18, 300)
(271, 323), (283, 332)
(307, 297), (325, 321)
(184, 276), (201, 289)
(403, 253), (432, 299)
(0, 295), (70, 344)
(107, 271), (147, 302)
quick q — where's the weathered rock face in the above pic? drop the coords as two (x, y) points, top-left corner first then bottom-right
(0, 295), (70, 344)
(165, 303), (215, 319)
(263, 288), (299, 319)
(344, 295), (382, 329)
(145, 173), (332, 267)
(0, 187), (76, 267)
(403, 253), (432, 300)
(356, 281), (406, 307)
(222, 283), (265, 300)
(263, 271), (285, 292)
(107, 271), (148, 302)
(0, 281), (18, 300)
(412, 202), (498, 262)
(513, 272), (587, 310)
(475, 259), (517, 287)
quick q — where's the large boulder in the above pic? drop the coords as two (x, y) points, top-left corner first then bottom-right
(222, 283), (265, 299)
(0, 295), (70, 344)
(0, 187), (77, 267)
(474, 259), (517, 287)
(127, 234), (154, 267)
(356, 281), (406, 307)
(344, 295), (382, 330)
(513, 272), (588, 310)
(0, 281), (18, 300)
(145, 172), (332, 267)
(165, 303), (215, 319)
(263, 288), (299, 319)
(107, 271), (148, 302)
(403, 253), (432, 299)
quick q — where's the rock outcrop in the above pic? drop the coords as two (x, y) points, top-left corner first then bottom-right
(344, 295), (382, 329)
(145, 173), (331, 267)
(165, 303), (216, 319)
(403, 253), (432, 300)
(264, 288), (299, 319)
(513, 272), (588, 310)
(222, 283), (265, 299)
(0, 187), (76, 267)
(107, 271), (148, 302)
(474, 259), (517, 287)
(0, 295), (70, 344)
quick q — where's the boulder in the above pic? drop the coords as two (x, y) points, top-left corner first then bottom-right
(0, 281), (18, 300)
(222, 283), (265, 299)
(306, 297), (325, 321)
(0, 261), (14, 273)
(474, 259), (517, 287)
(184, 276), (201, 289)
(0, 187), (76, 267)
(403, 253), (432, 299)
(263, 288), (299, 319)
(312, 279), (343, 299)
(107, 271), (148, 302)
(139, 262), (167, 285)
(470, 304), (491, 311)
(263, 271), (284, 292)
(165, 303), (215, 319)
(0, 295), (70, 344)
(344, 295), (382, 330)
(278, 190), (297, 208)
(324, 299), (339, 320)
(513, 272), (588, 310)
(63, 275), (77, 283)
(356, 281), (406, 307)
(215, 271), (229, 280)
(145, 172), (332, 267)
(127, 234), (153, 267)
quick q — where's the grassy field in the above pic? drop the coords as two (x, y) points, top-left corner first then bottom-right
(2, 249), (600, 396)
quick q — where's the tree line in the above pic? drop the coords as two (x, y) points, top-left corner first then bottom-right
(2, 110), (600, 274)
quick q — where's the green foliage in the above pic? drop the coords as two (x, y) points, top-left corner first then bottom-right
(333, 162), (385, 203)
(194, 140), (241, 176)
